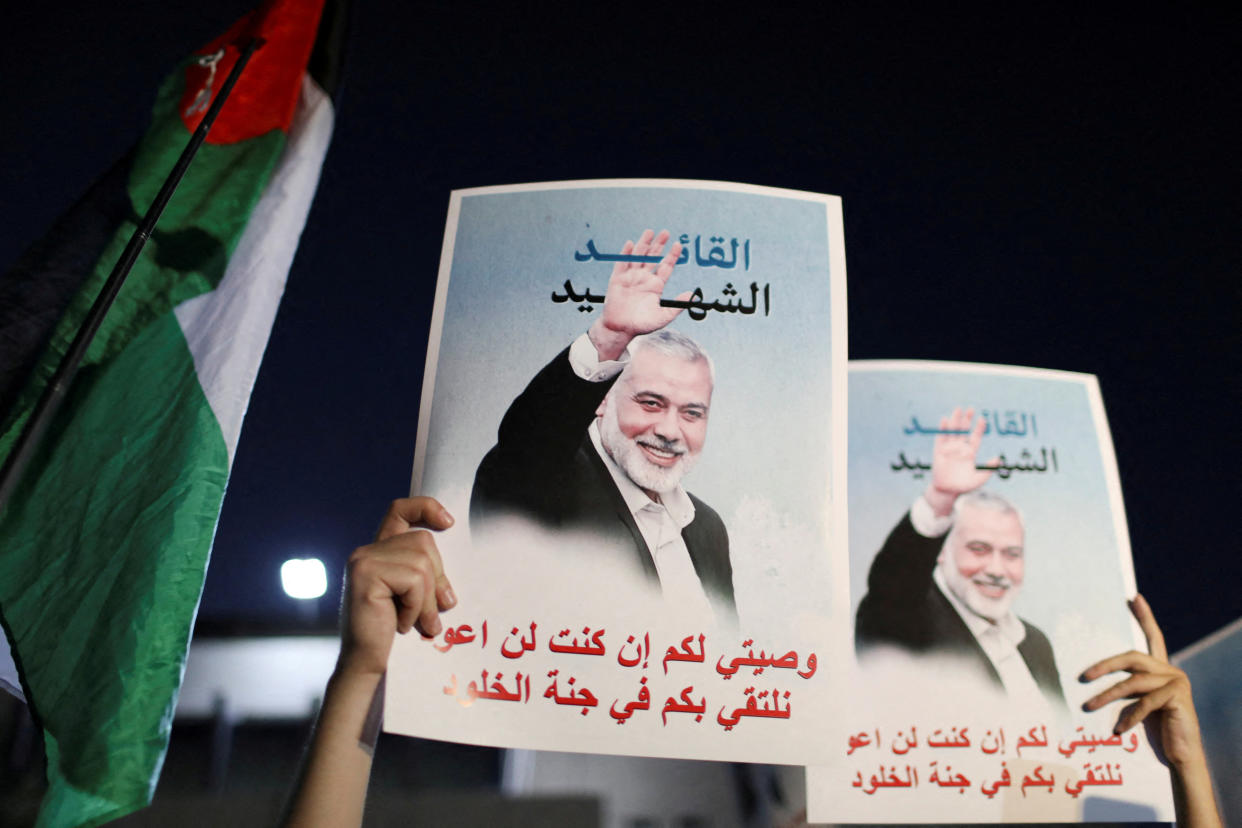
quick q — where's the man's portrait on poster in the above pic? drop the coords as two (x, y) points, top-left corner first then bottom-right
(471, 229), (734, 620)
(855, 407), (1067, 715)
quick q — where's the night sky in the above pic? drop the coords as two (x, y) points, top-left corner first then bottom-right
(3, 4), (1239, 652)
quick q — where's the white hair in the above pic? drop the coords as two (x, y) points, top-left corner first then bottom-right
(628, 329), (715, 384)
(950, 489), (1025, 530)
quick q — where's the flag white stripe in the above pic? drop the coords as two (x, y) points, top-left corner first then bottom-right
(174, 74), (334, 463)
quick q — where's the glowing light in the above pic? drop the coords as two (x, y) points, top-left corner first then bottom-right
(280, 558), (327, 600)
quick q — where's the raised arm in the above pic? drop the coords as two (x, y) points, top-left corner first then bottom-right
(587, 228), (688, 360)
(1081, 594), (1222, 828)
(922, 407), (998, 517)
(281, 497), (456, 828)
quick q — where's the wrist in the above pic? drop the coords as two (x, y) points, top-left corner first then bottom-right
(587, 320), (631, 362)
(923, 485), (957, 518)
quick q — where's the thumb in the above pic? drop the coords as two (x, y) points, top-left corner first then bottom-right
(660, 290), (693, 323)
(376, 497), (455, 541)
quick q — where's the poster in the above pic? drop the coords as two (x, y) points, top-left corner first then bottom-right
(385, 180), (849, 765)
(807, 361), (1176, 823)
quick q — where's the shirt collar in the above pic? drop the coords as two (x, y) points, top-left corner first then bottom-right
(588, 420), (695, 529)
(932, 565), (1027, 646)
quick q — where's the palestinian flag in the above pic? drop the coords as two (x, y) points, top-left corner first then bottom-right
(0, 0), (344, 824)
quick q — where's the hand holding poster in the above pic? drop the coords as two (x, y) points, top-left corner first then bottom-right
(386, 180), (848, 765)
(808, 361), (1177, 823)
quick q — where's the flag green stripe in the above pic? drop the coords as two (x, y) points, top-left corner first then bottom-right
(0, 312), (228, 828)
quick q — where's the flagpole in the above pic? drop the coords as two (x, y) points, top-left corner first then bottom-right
(0, 36), (266, 514)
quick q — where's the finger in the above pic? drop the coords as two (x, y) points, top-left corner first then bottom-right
(656, 243), (682, 282)
(611, 239), (635, 279)
(370, 538), (444, 638)
(1131, 593), (1168, 662)
(416, 567), (444, 638)
(950, 406), (965, 434)
(647, 229), (670, 256)
(396, 597), (419, 636)
(386, 555), (441, 637)
(956, 407), (968, 436)
(376, 497), (455, 541)
(1080, 649), (1166, 681)
(631, 228), (655, 264)
(968, 411), (987, 452)
(1115, 681), (1179, 734)
(363, 530), (457, 621)
(657, 290), (691, 326)
(418, 530), (457, 611)
(372, 529), (454, 609)
(645, 229), (671, 271)
(354, 555), (436, 634)
(1084, 672), (1172, 710)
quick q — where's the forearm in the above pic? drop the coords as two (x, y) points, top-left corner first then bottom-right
(493, 345), (615, 453)
(282, 497), (454, 827)
(864, 511), (943, 600)
(1171, 754), (1222, 828)
(922, 483), (957, 518)
(281, 668), (384, 828)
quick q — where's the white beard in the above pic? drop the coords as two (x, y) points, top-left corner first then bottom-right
(940, 558), (1018, 622)
(598, 406), (697, 495)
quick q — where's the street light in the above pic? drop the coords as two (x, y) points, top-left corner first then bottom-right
(280, 557), (327, 600)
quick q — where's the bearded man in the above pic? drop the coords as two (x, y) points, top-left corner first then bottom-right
(854, 407), (1067, 714)
(471, 229), (733, 618)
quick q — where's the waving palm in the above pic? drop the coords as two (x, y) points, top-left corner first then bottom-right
(589, 228), (690, 360)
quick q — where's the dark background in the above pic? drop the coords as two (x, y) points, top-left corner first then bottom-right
(2, 3), (1238, 653)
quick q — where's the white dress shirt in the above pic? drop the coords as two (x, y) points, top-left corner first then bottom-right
(587, 421), (714, 620)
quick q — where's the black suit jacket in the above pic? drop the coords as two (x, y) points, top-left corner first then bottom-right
(471, 346), (735, 610)
(855, 512), (1066, 712)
